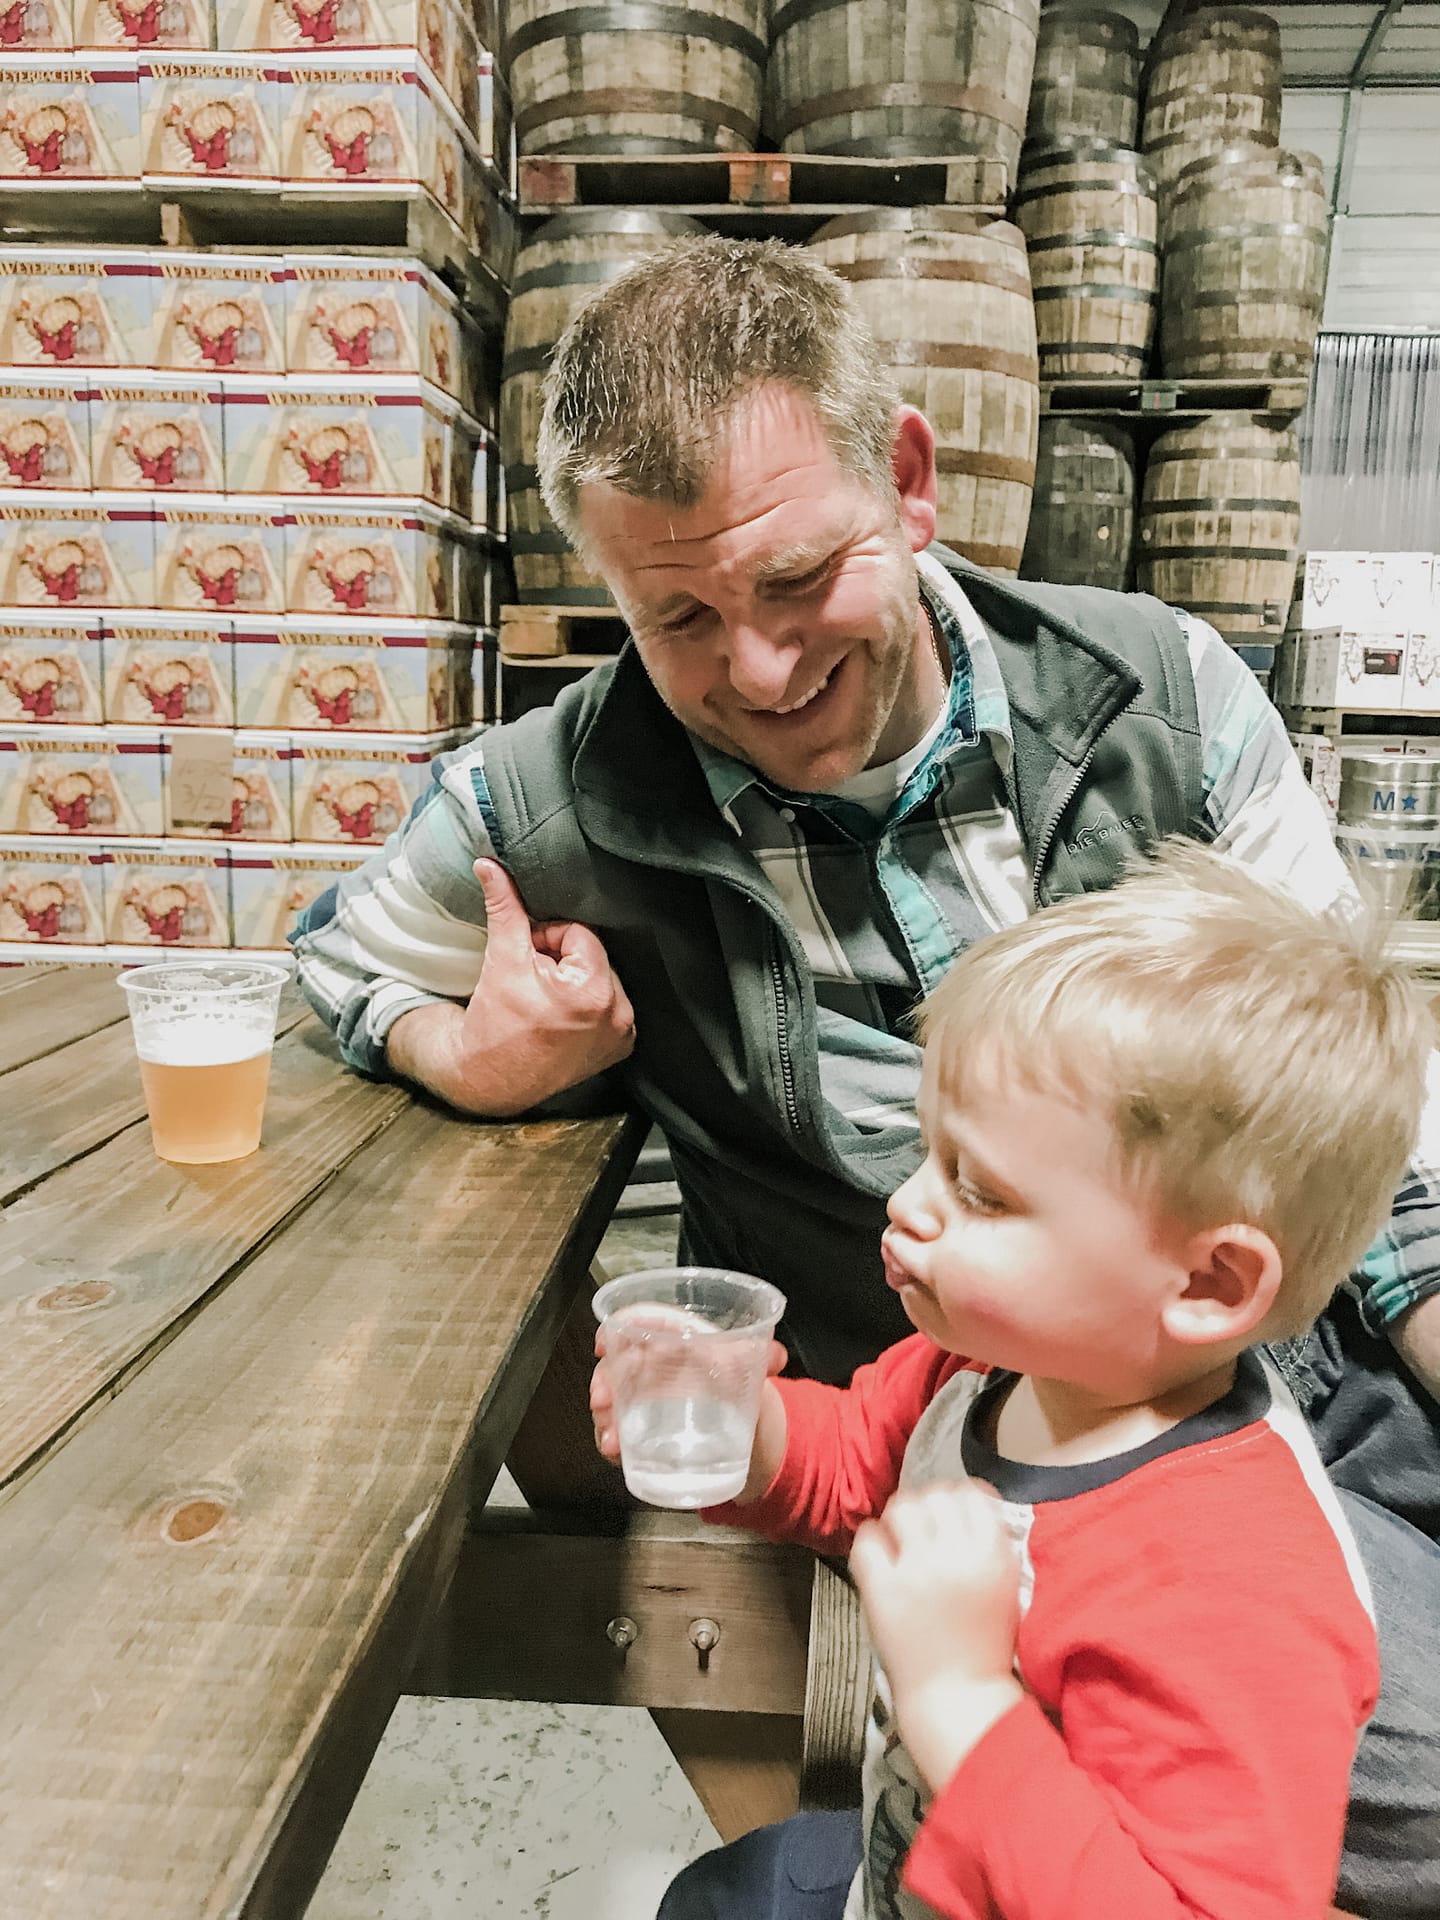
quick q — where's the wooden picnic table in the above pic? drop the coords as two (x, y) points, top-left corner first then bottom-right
(0, 962), (645, 1920)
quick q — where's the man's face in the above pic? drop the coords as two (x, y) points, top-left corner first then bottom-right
(574, 384), (941, 793)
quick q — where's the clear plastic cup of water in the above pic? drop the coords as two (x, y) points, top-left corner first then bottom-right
(592, 1267), (786, 1509)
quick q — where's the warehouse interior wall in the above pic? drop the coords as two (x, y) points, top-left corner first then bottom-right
(1281, 89), (1440, 331)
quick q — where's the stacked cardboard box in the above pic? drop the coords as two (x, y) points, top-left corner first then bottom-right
(1274, 552), (1439, 716)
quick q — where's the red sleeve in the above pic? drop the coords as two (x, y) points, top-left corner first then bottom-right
(902, 1439), (1379, 1920)
(702, 1334), (977, 1556)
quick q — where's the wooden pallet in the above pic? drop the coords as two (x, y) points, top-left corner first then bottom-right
(1280, 703), (1438, 744)
(1, 180), (512, 331)
(517, 151), (1009, 227)
(1039, 375), (1310, 420)
(499, 602), (629, 660)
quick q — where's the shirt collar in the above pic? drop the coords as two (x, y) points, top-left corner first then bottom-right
(693, 552), (1015, 817)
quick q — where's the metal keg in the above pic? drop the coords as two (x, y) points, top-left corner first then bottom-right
(1336, 752), (1440, 921)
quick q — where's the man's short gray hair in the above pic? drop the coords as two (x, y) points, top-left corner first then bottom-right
(536, 234), (901, 542)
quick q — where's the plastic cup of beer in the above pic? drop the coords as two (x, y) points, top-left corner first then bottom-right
(592, 1267), (786, 1508)
(117, 960), (289, 1165)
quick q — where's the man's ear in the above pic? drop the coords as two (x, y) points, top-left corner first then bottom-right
(1161, 1225), (1283, 1348)
(891, 406), (938, 555)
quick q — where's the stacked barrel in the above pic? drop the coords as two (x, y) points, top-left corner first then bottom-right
(499, 0), (1043, 596)
(1016, 4), (1150, 590)
(0, 0), (512, 960)
(1008, 3), (1329, 690)
(1137, 6), (1326, 667)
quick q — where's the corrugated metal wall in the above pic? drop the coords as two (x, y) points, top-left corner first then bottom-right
(1282, 90), (1440, 330)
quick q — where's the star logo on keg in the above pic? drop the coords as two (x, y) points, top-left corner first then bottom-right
(1404, 794), (1420, 812)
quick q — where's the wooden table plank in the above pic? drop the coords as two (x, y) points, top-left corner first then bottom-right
(0, 990), (310, 1205)
(0, 1015), (409, 1504)
(0, 962), (62, 995)
(0, 966), (127, 1073)
(0, 1103), (642, 1920)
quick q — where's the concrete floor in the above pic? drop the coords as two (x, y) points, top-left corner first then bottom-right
(309, 1211), (720, 1919)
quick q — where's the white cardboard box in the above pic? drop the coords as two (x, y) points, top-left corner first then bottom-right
(1291, 551), (1372, 633)
(1293, 627), (1407, 713)
(1366, 553), (1433, 635)
(1404, 631), (1440, 714)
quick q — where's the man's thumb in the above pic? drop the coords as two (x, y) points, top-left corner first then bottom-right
(474, 858), (528, 943)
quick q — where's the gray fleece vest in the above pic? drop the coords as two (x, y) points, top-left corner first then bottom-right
(479, 550), (1206, 1382)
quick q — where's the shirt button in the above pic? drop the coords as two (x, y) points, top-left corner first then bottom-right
(779, 807), (796, 823)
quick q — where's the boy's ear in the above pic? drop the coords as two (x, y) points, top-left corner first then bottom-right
(1162, 1225), (1283, 1348)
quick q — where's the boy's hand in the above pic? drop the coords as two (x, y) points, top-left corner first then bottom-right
(850, 1483), (1025, 1794)
(589, 1321), (788, 1484)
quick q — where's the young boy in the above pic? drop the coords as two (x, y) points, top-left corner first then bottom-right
(592, 843), (1431, 1920)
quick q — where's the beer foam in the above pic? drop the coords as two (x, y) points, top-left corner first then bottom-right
(133, 1012), (270, 1067)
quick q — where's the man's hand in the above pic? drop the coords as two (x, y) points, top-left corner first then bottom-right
(850, 1483), (1025, 1794)
(386, 859), (635, 1115)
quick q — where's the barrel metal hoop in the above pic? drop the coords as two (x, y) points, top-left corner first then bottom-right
(1146, 441), (1297, 465)
(515, 87), (758, 142)
(1142, 495), (1303, 514)
(933, 449), (1037, 485)
(511, 258), (647, 297)
(501, 344), (556, 379)
(770, 80), (1028, 144)
(1013, 174), (1151, 206)
(506, 3), (766, 66)
(1165, 220), (1318, 251)
(1021, 136), (1145, 169)
(872, 340), (1040, 381)
(508, 529), (582, 554)
(1150, 599), (1285, 622)
(1033, 283), (1156, 305)
(1023, 228), (1157, 253)
(1038, 343), (1149, 362)
(829, 256), (1033, 299)
(769, 0), (850, 39)
(1139, 544), (1296, 563)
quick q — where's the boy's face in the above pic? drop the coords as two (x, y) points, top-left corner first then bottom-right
(883, 1069), (1189, 1392)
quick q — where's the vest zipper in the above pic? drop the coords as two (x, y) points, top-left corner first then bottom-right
(1029, 718), (1115, 902)
(768, 941), (802, 1135)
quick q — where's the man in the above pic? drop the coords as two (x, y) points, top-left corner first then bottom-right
(293, 237), (1439, 1903)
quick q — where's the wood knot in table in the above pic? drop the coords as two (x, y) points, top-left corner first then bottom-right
(161, 1497), (230, 1545)
(33, 1280), (115, 1313)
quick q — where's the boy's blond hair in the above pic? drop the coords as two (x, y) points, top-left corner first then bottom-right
(920, 842), (1431, 1339)
(536, 235), (901, 544)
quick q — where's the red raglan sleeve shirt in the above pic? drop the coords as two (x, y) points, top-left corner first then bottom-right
(708, 1335), (1380, 1920)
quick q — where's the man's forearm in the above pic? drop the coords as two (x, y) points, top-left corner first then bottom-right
(385, 1001), (561, 1117)
(1392, 1293), (1440, 1406)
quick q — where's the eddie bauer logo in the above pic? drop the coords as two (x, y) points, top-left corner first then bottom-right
(1066, 814), (1146, 856)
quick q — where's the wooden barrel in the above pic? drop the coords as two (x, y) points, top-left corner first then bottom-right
(1141, 6), (1281, 200)
(1013, 141), (1157, 379)
(767, 0), (1039, 186)
(1025, 6), (1140, 150)
(1019, 418), (1135, 590)
(504, 0), (766, 155)
(808, 207), (1038, 574)
(1159, 143), (1330, 379)
(501, 209), (706, 605)
(1136, 414), (1300, 642)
